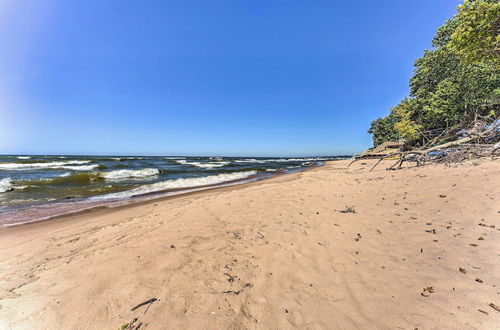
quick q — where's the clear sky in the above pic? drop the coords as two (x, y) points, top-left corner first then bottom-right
(0, 0), (459, 156)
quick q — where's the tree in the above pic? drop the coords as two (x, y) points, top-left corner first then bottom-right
(367, 1), (500, 148)
(448, 0), (500, 66)
(367, 113), (399, 147)
(392, 98), (422, 141)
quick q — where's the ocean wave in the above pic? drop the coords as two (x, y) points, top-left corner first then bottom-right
(175, 159), (230, 168)
(92, 170), (257, 200)
(235, 157), (327, 164)
(15, 168), (160, 188)
(0, 178), (27, 193)
(21, 173), (103, 186)
(57, 164), (99, 171)
(158, 167), (267, 175)
(19, 169), (155, 187)
(17, 156), (31, 159)
(101, 168), (160, 179)
(98, 157), (127, 162)
(0, 178), (13, 193)
(0, 160), (93, 170)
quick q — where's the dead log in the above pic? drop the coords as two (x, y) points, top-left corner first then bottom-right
(350, 118), (498, 171)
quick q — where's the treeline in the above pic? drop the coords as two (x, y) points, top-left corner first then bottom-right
(369, 0), (499, 147)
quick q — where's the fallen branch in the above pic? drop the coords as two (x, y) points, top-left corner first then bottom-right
(350, 119), (499, 171)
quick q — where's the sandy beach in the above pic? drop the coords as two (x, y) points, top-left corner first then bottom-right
(0, 159), (498, 329)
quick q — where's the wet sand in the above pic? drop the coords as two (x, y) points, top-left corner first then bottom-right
(0, 159), (498, 329)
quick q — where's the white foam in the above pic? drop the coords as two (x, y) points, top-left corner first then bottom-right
(175, 160), (229, 168)
(235, 157), (327, 164)
(57, 164), (99, 171)
(58, 172), (71, 177)
(0, 160), (92, 170)
(93, 170), (257, 200)
(193, 162), (229, 169)
(17, 156), (31, 159)
(0, 178), (13, 193)
(101, 168), (160, 179)
(234, 159), (266, 163)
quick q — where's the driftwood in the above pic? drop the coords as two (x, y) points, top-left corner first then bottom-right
(350, 118), (499, 171)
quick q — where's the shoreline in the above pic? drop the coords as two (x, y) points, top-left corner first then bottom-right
(0, 162), (322, 232)
(0, 159), (498, 329)
(0, 162), (323, 228)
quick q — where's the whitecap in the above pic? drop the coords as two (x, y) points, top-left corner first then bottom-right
(93, 170), (257, 200)
(175, 160), (229, 168)
(57, 164), (99, 171)
(235, 157), (327, 164)
(0, 178), (13, 193)
(101, 168), (160, 179)
(0, 160), (92, 170)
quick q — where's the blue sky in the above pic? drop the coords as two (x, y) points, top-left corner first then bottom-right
(0, 0), (458, 156)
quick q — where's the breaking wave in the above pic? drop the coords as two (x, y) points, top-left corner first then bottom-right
(15, 168), (161, 187)
(0, 178), (13, 193)
(235, 157), (327, 164)
(0, 160), (94, 170)
(101, 168), (160, 179)
(175, 159), (230, 168)
(20, 173), (104, 186)
(58, 164), (99, 171)
(92, 170), (257, 200)
(0, 178), (27, 193)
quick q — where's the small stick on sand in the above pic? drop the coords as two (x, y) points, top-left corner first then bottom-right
(131, 298), (157, 312)
(222, 290), (241, 295)
(489, 303), (500, 312)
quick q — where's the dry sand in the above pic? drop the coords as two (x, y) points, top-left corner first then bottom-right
(0, 159), (499, 329)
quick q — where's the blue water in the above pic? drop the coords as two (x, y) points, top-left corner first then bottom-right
(0, 155), (348, 224)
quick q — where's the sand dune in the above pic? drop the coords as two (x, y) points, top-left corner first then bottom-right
(0, 159), (498, 329)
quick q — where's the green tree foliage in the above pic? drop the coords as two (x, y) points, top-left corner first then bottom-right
(448, 0), (500, 66)
(392, 98), (422, 141)
(368, 0), (500, 147)
(367, 113), (399, 147)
